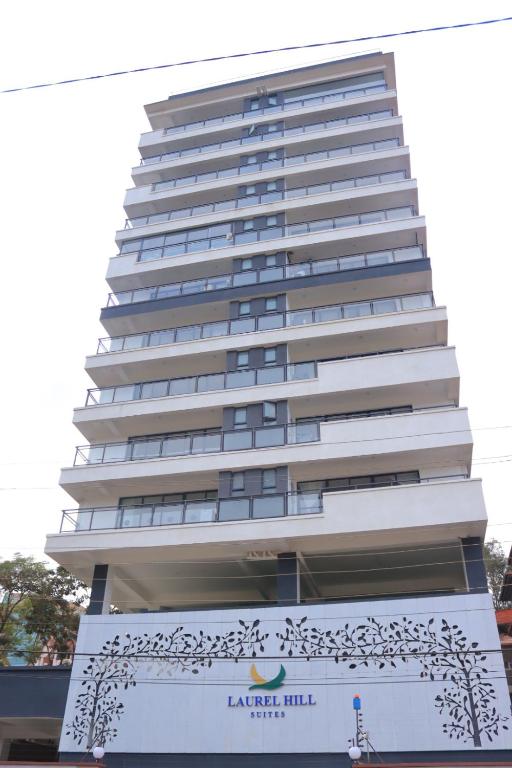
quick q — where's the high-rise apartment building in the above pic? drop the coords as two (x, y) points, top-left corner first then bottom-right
(46, 52), (512, 766)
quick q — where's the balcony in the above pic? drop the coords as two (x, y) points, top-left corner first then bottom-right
(107, 210), (424, 291)
(122, 168), (408, 231)
(77, 345), (457, 442)
(74, 420), (321, 466)
(107, 244), (424, 308)
(144, 137), (401, 196)
(46, 479), (486, 575)
(59, 407), (471, 502)
(158, 82), (389, 138)
(134, 108), (396, 178)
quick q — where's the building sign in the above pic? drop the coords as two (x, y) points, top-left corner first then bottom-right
(60, 593), (511, 754)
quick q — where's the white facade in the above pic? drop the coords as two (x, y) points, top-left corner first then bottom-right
(46, 52), (512, 762)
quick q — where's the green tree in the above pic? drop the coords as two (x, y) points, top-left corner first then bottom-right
(0, 554), (88, 666)
(483, 539), (511, 609)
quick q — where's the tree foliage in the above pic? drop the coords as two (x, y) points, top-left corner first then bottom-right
(484, 539), (511, 609)
(0, 553), (87, 665)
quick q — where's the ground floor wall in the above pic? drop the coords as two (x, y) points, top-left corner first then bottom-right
(59, 593), (512, 757)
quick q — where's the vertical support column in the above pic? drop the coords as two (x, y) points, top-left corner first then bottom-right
(461, 537), (488, 593)
(277, 552), (300, 605)
(87, 564), (109, 615)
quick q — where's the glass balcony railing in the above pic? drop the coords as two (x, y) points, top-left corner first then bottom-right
(85, 360), (317, 406)
(161, 83), (388, 136)
(150, 138), (400, 194)
(140, 109), (394, 166)
(107, 243), (423, 310)
(124, 169), (407, 229)
(98, 291), (433, 355)
(131, 203), (414, 263)
(74, 421), (321, 466)
(60, 491), (324, 533)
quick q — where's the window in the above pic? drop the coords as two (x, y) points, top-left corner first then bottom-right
(267, 123), (280, 132)
(263, 401), (277, 423)
(268, 94), (278, 106)
(242, 219), (255, 231)
(262, 468), (277, 491)
(231, 472), (245, 494)
(241, 258), (253, 271)
(239, 301), (251, 315)
(265, 297), (278, 312)
(236, 351), (249, 368)
(267, 181), (278, 192)
(245, 185), (256, 195)
(246, 154), (258, 165)
(249, 98), (259, 111)
(233, 407), (248, 429)
(268, 150), (279, 160)
(266, 215), (278, 227)
(265, 254), (277, 267)
(264, 347), (277, 365)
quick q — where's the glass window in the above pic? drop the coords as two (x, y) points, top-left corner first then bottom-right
(246, 154), (258, 164)
(265, 297), (278, 312)
(249, 98), (259, 111)
(234, 407), (247, 428)
(265, 254), (277, 266)
(236, 351), (249, 368)
(241, 258), (253, 271)
(239, 301), (251, 315)
(243, 219), (255, 231)
(268, 150), (279, 160)
(266, 215), (278, 227)
(262, 468), (277, 490)
(263, 401), (277, 423)
(264, 347), (277, 365)
(232, 472), (245, 493)
(267, 181), (278, 192)
(268, 94), (278, 106)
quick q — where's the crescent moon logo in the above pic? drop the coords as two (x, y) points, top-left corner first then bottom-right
(249, 663), (286, 690)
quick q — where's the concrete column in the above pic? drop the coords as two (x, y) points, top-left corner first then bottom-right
(461, 537), (488, 593)
(277, 552), (300, 605)
(87, 564), (109, 615)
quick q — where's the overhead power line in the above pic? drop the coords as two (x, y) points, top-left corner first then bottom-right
(2, 16), (512, 95)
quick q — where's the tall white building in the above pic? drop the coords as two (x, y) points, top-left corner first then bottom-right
(46, 52), (512, 766)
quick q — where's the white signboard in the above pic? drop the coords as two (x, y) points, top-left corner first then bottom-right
(60, 593), (511, 754)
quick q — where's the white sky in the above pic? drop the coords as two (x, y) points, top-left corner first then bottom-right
(0, 0), (511, 563)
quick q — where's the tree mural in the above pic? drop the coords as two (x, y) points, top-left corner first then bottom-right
(67, 619), (267, 747)
(277, 615), (509, 747)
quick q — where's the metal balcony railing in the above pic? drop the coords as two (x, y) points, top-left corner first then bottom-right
(149, 137), (400, 195)
(160, 82), (388, 136)
(74, 421), (321, 466)
(60, 491), (324, 533)
(98, 291), (433, 355)
(140, 109), (394, 166)
(86, 360), (317, 406)
(123, 168), (407, 229)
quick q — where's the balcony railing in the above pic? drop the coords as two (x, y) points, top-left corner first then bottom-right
(140, 109), (394, 165)
(85, 360), (317, 406)
(60, 491), (324, 533)
(131, 204), (414, 263)
(74, 421), (321, 466)
(161, 83), (388, 136)
(149, 138), (401, 194)
(107, 244), (423, 311)
(124, 169), (407, 229)
(98, 291), (433, 355)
